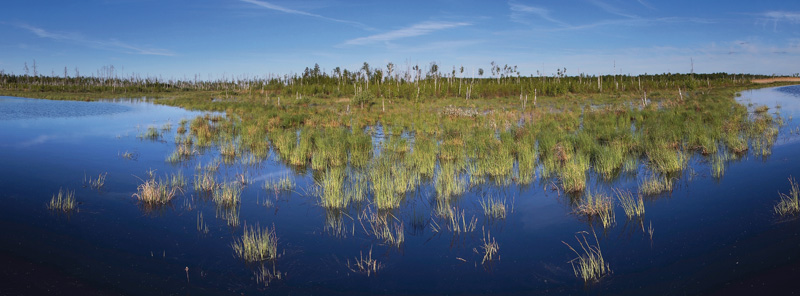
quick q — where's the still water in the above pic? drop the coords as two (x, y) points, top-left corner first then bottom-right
(0, 86), (799, 295)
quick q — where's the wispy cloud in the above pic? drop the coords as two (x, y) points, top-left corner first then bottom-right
(509, 2), (568, 27)
(240, 0), (370, 29)
(18, 24), (173, 56)
(587, 0), (638, 19)
(636, 0), (655, 10)
(546, 16), (713, 32)
(341, 21), (471, 46)
(758, 11), (800, 31)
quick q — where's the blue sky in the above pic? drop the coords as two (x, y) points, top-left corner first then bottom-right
(1, 0), (799, 79)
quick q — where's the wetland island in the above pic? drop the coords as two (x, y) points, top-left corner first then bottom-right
(1, 1), (799, 295)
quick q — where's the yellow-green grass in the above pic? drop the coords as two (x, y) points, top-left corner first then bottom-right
(615, 189), (644, 219)
(574, 190), (616, 229)
(48, 188), (76, 213)
(84, 172), (107, 189)
(318, 167), (348, 209)
(563, 230), (610, 283)
(775, 176), (800, 217)
(639, 174), (673, 196)
(232, 223), (278, 262)
(213, 182), (242, 207)
(133, 177), (180, 205)
(479, 196), (507, 220)
(193, 170), (217, 193)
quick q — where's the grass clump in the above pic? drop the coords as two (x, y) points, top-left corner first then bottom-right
(639, 175), (673, 196)
(83, 172), (107, 189)
(574, 190), (615, 229)
(476, 228), (499, 264)
(133, 177), (180, 205)
(139, 126), (161, 140)
(213, 182), (242, 207)
(232, 223), (278, 262)
(646, 145), (687, 175)
(615, 189), (644, 219)
(170, 171), (186, 189)
(563, 230), (610, 283)
(318, 167), (348, 209)
(193, 170), (217, 193)
(479, 196), (507, 220)
(775, 176), (800, 217)
(48, 188), (76, 213)
(560, 152), (589, 193)
(363, 210), (405, 248)
(264, 174), (295, 193)
(347, 247), (382, 276)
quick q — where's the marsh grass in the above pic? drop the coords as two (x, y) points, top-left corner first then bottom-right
(559, 152), (589, 193)
(318, 167), (348, 209)
(254, 263), (284, 286)
(646, 145), (687, 175)
(615, 189), (644, 219)
(139, 126), (161, 140)
(347, 247), (382, 276)
(166, 142), (196, 163)
(264, 174), (295, 193)
(348, 129), (373, 168)
(595, 144), (625, 180)
(216, 204), (241, 228)
(563, 230), (610, 283)
(370, 153), (415, 210)
(214, 182), (242, 207)
(133, 176), (180, 205)
(232, 223), (278, 262)
(362, 209), (404, 248)
(170, 171), (186, 189)
(639, 174), (673, 196)
(193, 170), (217, 193)
(120, 150), (137, 160)
(435, 161), (467, 201)
(48, 188), (76, 213)
(711, 152), (728, 179)
(479, 196), (507, 220)
(323, 210), (352, 238)
(410, 134), (437, 178)
(196, 212), (209, 234)
(476, 228), (499, 264)
(432, 207), (477, 234)
(775, 176), (800, 217)
(574, 190), (616, 228)
(83, 172), (107, 189)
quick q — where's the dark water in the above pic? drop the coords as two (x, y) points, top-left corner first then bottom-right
(1, 87), (799, 295)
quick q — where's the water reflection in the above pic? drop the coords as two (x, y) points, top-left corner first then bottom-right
(3, 85), (800, 294)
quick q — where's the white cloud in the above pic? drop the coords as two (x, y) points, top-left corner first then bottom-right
(759, 11), (800, 31)
(342, 21), (471, 46)
(509, 2), (568, 26)
(587, 0), (638, 19)
(240, 0), (369, 29)
(18, 24), (173, 56)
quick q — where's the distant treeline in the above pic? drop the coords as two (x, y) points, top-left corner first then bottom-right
(0, 62), (769, 100)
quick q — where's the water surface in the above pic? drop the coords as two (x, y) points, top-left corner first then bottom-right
(1, 87), (799, 295)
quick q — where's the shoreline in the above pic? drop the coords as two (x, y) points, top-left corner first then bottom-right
(751, 77), (800, 84)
